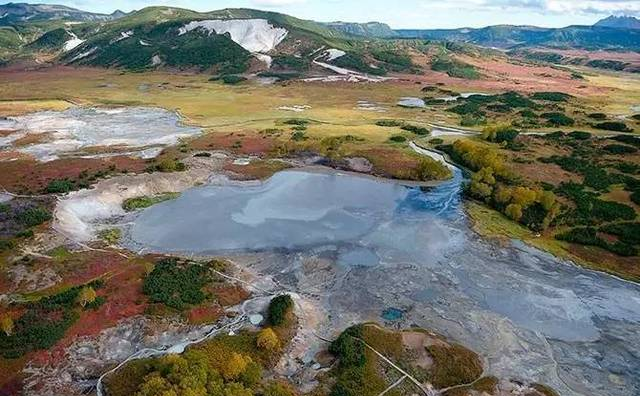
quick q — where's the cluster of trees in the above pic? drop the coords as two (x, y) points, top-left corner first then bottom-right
(267, 295), (294, 327)
(142, 258), (209, 310)
(471, 173), (559, 231)
(482, 124), (520, 144)
(131, 352), (271, 396)
(556, 227), (638, 257)
(328, 325), (370, 396)
(448, 139), (559, 231)
(130, 351), (296, 396)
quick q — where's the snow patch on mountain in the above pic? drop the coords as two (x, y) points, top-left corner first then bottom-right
(63, 30), (84, 52)
(324, 49), (345, 61)
(111, 30), (133, 44)
(178, 19), (288, 53)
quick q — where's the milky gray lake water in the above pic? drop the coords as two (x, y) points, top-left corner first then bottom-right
(128, 167), (640, 396)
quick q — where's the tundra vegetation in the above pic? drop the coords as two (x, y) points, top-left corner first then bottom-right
(436, 123), (640, 280)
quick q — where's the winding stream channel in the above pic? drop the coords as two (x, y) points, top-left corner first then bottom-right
(102, 146), (640, 396)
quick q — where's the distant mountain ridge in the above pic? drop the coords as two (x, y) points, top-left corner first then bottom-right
(395, 24), (640, 50)
(0, 2), (124, 24)
(595, 15), (640, 29)
(325, 21), (397, 38)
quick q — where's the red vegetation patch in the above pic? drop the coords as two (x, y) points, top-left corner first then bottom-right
(400, 53), (608, 96)
(189, 132), (276, 156)
(0, 356), (28, 396)
(211, 284), (250, 307)
(0, 157), (146, 194)
(31, 253), (148, 366)
(186, 305), (224, 325)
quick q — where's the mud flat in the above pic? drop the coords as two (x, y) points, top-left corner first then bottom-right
(121, 161), (640, 396)
(0, 107), (200, 161)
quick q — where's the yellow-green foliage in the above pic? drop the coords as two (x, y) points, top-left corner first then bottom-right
(263, 381), (297, 396)
(221, 352), (252, 381)
(1, 314), (13, 336)
(425, 343), (483, 389)
(76, 287), (97, 308)
(256, 328), (281, 352)
(130, 353), (255, 396)
(413, 158), (453, 181)
(98, 228), (122, 245)
(452, 140), (507, 177)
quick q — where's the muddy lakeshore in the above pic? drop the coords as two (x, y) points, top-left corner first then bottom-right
(52, 151), (640, 396)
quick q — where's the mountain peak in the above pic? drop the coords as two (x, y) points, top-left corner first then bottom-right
(594, 15), (640, 29)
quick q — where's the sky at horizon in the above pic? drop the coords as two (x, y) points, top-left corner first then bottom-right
(16, 0), (640, 29)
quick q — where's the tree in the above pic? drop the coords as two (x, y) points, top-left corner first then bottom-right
(538, 190), (557, 211)
(268, 295), (294, 326)
(135, 374), (175, 396)
(256, 328), (281, 351)
(263, 381), (296, 396)
(223, 382), (253, 396)
(470, 181), (492, 200)
(221, 352), (251, 381)
(505, 204), (523, 222)
(1, 314), (13, 336)
(511, 187), (537, 209)
(77, 286), (97, 308)
(493, 185), (513, 206)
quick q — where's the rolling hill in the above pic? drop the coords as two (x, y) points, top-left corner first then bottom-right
(0, 3), (122, 24)
(395, 24), (640, 51)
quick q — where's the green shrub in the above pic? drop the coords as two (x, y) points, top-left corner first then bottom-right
(594, 122), (632, 132)
(375, 119), (403, 127)
(460, 114), (486, 127)
(542, 112), (574, 127)
(272, 55), (310, 71)
(283, 119), (309, 126)
(333, 53), (386, 76)
(329, 325), (365, 368)
(431, 55), (480, 79)
(16, 207), (51, 227)
(290, 131), (307, 141)
(388, 135), (407, 143)
(154, 159), (186, 172)
(600, 223), (640, 245)
(0, 280), (103, 358)
(0, 239), (15, 252)
(603, 144), (637, 154)
(267, 294), (294, 327)
(45, 179), (75, 194)
(519, 109), (537, 118)
(567, 131), (591, 140)
(221, 75), (247, 85)
(557, 227), (638, 257)
(610, 135), (640, 147)
(531, 92), (573, 102)
(122, 193), (180, 211)
(401, 124), (429, 135)
(142, 258), (209, 310)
